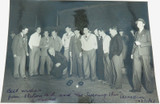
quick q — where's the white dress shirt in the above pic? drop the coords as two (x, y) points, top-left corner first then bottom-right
(81, 33), (98, 51)
(103, 34), (111, 54)
(28, 32), (41, 50)
(62, 32), (74, 50)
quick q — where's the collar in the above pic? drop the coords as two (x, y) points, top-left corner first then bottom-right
(20, 32), (24, 37)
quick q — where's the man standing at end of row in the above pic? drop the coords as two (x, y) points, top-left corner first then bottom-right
(130, 18), (154, 93)
(28, 27), (41, 76)
(12, 27), (29, 78)
(81, 28), (97, 81)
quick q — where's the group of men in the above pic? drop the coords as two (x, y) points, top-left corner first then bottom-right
(11, 18), (154, 93)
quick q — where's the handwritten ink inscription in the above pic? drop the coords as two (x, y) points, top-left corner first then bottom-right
(6, 88), (156, 103)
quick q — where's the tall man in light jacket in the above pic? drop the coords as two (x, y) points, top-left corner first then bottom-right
(28, 27), (41, 76)
(12, 27), (29, 78)
(81, 28), (97, 81)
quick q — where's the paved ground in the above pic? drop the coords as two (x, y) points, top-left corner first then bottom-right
(1, 68), (159, 103)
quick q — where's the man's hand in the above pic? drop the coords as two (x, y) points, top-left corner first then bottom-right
(130, 30), (134, 36)
(45, 44), (49, 47)
(135, 41), (141, 46)
(70, 52), (72, 57)
(55, 63), (61, 67)
(131, 54), (133, 59)
(26, 53), (29, 56)
(13, 54), (17, 58)
(79, 52), (82, 57)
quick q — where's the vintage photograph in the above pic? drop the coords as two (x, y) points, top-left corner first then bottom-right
(1, 0), (159, 103)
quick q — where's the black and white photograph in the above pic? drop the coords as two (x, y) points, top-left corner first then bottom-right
(0, 0), (159, 103)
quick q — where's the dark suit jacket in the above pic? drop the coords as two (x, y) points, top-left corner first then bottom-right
(132, 29), (151, 56)
(109, 34), (123, 59)
(48, 51), (68, 79)
(69, 36), (82, 56)
(11, 33), (28, 56)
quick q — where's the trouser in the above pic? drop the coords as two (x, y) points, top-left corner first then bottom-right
(120, 53), (124, 68)
(132, 55), (153, 92)
(63, 49), (69, 77)
(103, 53), (112, 85)
(82, 49), (97, 80)
(71, 54), (83, 78)
(40, 55), (52, 75)
(29, 47), (40, 76)
(13, 55), (26, 78)
(96, 53), (104, 80)
(111, 55), (122, 88)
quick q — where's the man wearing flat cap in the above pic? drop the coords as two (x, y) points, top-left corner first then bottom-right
(130, 18), (154, 93)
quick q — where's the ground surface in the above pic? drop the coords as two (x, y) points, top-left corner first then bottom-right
(1, 68), (159, 103)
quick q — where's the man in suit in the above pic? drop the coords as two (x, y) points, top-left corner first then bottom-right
(130, 18), (154, 93)
(39, 31), (53, 75)
(109, 27), (123, 89)
(69, 30), (83, 78)
(11, 27), (29, 78)
(28, 27), (41, 76)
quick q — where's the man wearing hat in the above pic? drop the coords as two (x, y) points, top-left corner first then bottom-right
(130, 18), (154, 93)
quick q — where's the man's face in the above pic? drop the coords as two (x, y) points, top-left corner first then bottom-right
(119, 31), (123, 36)
(99, 30), (104, 37)
(65, 27), (71, 33)
(109, 28), (117, 38)
(23, 28), (29, 35)
(44, 31), (49, 37)
(36, 27), (41, 34)
(49, 48), (55, 56)
(83, 28), (89, 35)
(52, 31), (57, 38)
(137, 21), (145, 29)
(74, 30), (80, 38)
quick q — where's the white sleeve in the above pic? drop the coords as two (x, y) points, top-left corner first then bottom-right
(28, 35), (33, 50)
(106, 36), (111, 53)
(80, 36), (84, 50)
(62, 34), (65, 46)
(103, 36), (111, 54)
(93, 35), (98, 50)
